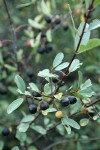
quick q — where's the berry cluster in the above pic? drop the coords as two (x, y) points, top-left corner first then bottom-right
(61, 96), (77, 106)
(37, 43), (53, 54)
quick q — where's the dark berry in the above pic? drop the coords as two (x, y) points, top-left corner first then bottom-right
(41, 34), (46, 38)
(61, 98), (70, 107)
(37, 47), (45, 54)
(55, 18), (61, 25)
(27, 70), (34, 78)
(82, 1), (85, 4)
(51, 24), (56, 30)
(29, 104), (37, 114)
(52, 78), (59, 83)
(2, 128), (10, 136)
(68, 96), (77, 104)
(32, 92), (41, 97)
(45, 44), (53, 53)
(0, 88), (8, 95)
(89, 112), (95, 117)
(40, 101), (49, 110)
(45, 16), (52, 23)
(63, 25), (69, 31)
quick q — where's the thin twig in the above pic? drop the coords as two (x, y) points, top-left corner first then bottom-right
(43, 137), (100, 150)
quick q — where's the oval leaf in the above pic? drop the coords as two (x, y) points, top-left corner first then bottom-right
(28, 19), (44, 29)
(15, 75), (25, 93)
(53, 52), (64, 68)
(18, 123), (29, 132)
(69, 59), (82, 73)
(7, 98), (24, 114)
(21, 115), (35, 123)
(41, 0), (51, 15)
(31, 125), (46, 135)
(29, 83), (39, 92)
(78, 39), (100, 54)
(55, 62), (69, 71)
(11, 146), (19, 150)
(62, 118), (80, 129)
(80, 118), (89, 126)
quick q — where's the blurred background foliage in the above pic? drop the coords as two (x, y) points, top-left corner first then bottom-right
(0, 0), (100, 150)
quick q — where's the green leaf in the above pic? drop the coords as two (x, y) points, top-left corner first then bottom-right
(78, 39), (100, 53)
(44, 83), (55, 95)
(16, 131), (27, 142)
(41, 0), (51, 15)
(16, 2), (32, 8)
(46, 29), (52, 42)
(44, 118), (50, 125)
(16, 49), (23, 61)
(25, 91), (31, 96)
(56, 124), (65, 136)
(28, 19), (44, 29)
(78, 71), (83, 88)
(4, 64), (17, 71)
(80, 79), (92, 91)
(69, 59), (82, 73)
(89, 19), (100, 30)
(28, 146), (38, 150)
(31, 33), (41, 48)
(0, 52), (4, 65)
(46, 108), (57, 113)
(7, 98), (24, 114)
(11, 146), (19, 150)
(94, 0), (100, 7)
(15, 75), (25, 93)
(29, 83), (39, 92)
(64, 125), (71, 134)
(62, 118), (80, 129)
(31, 125), (46, 135)
(53, 52), (64, 68)
(21, 115), (35, 123)
(85, 0), (90, 9)
(38, 69), (57, 78)
(0, 141), (4, 150)
(74, 23), (90, 49)
(55, 62), (69, 71)
(80, 88), (95, 97)
(80, 118), (89, 126)
(18, 123), (29, 132)
(54, 92), (63, 100)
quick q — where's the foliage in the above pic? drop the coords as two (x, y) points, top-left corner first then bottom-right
(0, 0), (100, 150)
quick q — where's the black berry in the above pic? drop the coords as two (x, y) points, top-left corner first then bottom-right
(41, 34), (46, 38)
(55, 18), (61, 25)
(69, 96), (77, 104)
(37, 47), (45, 54)
(2, 128), (10, 136)
(27, 70), (34, 78)
(40, 101), (49, 110)
(29, 104), (37, 114)
(32, 92), (41, 97)
(89, 112), (95, 117)
(0, 88), (8, 95)
(52, 78), (59, 83)
(51, 24), (56, 30)
(63, 25), (69, 31)
(45, 44), (53, 53)
(45, 16), (52, 23)
(61, 98), (70, 107)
